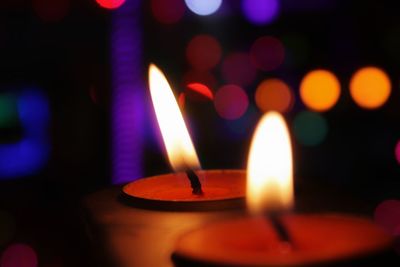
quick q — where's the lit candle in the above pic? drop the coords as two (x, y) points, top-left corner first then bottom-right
(122, 64), (245, 210)
(173, 112), (393, 266)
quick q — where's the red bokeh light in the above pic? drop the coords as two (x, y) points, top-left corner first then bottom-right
(214, 85), (248, 120)
(374, 199), (400, 235)
(186, 83), (214, 100)
(151, 0), (185, 24)
(186, 35), (222, 71)
(221, 52), (257, 87)
(250, 36), (285, 71)
(96, 0), (125, 9)
(1, 244), (38, 267)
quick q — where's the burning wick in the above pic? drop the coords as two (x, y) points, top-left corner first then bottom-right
(246, 112), (294, 246)
(185, 169), (203, 195)
(268, 213), (292, 244)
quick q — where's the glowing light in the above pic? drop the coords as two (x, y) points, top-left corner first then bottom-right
(0, 89), (50, 179)
(151, 0), (185, 24)
(221, 52), (257, 87)
(214, 85), (249, 120)
(0, 94), (18, 128)
(96, 0), (125, 9)
(149, 64), (200, 171)
(0, 244), (38, 267)
(374, 200), (400, 235)
(247, 112), (293, 213)
(250, 36), (285, 71)
(111, 0), (145, 183)
(395, 140), (400, 164)
(0, 211), (15, 246)
(186, 83), (214, 101)
(350, 67), (391, 109)
(242, 0), (280, 25)
(184, 0), (222, 16)
(293, 111), (328, 146)
(33, 0), (70, 22)
(186, 35), (222, 71)
(300, 69), (341, 112)
(255, 78), (293, 113)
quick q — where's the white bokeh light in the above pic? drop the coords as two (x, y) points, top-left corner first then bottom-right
(184, 0), (223, 16)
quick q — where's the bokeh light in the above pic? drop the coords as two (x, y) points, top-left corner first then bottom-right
(151, 0), (185, 24)
(395, 140), (400, 164)
(255, 78), (293, 113)
(242, 0), (280, 25)
(221, 52), (257, 87)
(300, 69), (341, 112)
(33, 0), (70, 22)
(293, 111), (328, 146)
(186, 83), (214, 101)
(0, 244), (38, 267)
(182, 70), (217, 90)
(214, 85), (249, 120)
(96, 0), (125, 9)
(374, 199), (400, 235)
(0, 94), (18, 128)
(184, 0), (222, 16)
(250, 36), (285, 71)
(186, 35), (222, 71)
(0, 211), (15, 246)
(350, 67), (391, 109)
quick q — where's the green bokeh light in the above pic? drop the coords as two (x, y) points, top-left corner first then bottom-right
(293, 111), (328, 146)
(0, 94), (18, 128)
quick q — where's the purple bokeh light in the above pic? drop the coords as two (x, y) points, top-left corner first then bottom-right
(111, 0), (145, 184)
(242, 0), (280, 25)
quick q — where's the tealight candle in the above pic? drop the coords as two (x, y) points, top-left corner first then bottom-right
(122, 64), (245, 210)
(173, 112), (394, 266)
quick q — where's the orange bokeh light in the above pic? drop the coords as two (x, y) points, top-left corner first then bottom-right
(350, 67), (391, 109)
(255, 79), (293, 113)
(300, 69), (341, 112)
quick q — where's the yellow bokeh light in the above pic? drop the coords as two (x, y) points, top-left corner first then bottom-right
(255, 79), (293, 113)
(300, 69), (341, 112)
(350, 67), (391, 109)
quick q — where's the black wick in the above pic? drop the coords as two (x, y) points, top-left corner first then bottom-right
(268, 213), (292, 243)
(185, 169), (203, 195)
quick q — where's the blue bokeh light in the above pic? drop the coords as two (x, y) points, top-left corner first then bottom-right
(0, 89), (50, 179)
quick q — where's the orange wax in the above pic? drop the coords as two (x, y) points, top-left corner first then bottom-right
(123, 169), (245, 203)
(174, 214), (393, 266)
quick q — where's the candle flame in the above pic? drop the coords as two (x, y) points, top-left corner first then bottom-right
(246, 112), (294, 214)
(148, 64), (201, 171)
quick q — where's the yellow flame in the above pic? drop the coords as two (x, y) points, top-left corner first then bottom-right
(148, 64), (201, 171)
(246, 112), (293, 214)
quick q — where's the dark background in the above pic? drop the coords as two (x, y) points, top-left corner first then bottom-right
(0, 0), (399, 266)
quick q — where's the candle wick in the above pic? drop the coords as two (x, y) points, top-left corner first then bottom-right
(185, 169), (203, 195)
(268, 213), (292, 244)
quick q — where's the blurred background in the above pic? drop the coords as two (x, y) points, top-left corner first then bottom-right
(0, 0), (400, 266)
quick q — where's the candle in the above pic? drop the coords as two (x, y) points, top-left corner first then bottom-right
(122, 64), (245, 210)
(173, 112), (394, 266)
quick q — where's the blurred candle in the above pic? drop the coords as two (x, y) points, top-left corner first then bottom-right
(173, 112), (393, 266)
